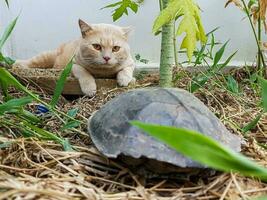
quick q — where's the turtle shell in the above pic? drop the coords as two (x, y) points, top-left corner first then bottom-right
(88, 88), (241, 168)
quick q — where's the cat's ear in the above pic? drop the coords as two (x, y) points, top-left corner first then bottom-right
(121, 26), (132, 39)
(79, 19), (93, 38)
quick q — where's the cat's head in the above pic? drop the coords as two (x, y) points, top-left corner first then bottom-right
(78, 19), (132, 66)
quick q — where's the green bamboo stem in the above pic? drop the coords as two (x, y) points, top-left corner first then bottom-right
(159, 0), (174, 87)
(173, 20), (178, 67)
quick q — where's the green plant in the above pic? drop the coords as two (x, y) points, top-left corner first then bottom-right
(0, 18), (81, 150)
(242, 76), (267, 133)
(185, 29), (237, 93)
(225, 0), (267, 77)
(135, 54), (149, 64)
(103, 0), (206, 87)
(132, 121), (267, 180)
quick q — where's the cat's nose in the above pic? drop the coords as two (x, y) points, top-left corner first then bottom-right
(103, 56), (111, 62)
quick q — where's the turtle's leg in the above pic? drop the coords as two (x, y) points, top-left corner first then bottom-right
(117, 65), (135, 87)
(72, 64), (96, 97)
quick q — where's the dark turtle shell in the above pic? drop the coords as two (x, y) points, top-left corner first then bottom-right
(88, 88), (241, 168)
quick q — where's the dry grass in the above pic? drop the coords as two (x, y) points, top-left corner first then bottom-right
(0, 68), (267, 200)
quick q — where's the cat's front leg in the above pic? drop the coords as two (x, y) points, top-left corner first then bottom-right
(117, 66), (135, 87)
(72, 64), (97, 97)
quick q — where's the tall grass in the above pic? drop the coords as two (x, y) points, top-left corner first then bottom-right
(0, 17), (81, 151)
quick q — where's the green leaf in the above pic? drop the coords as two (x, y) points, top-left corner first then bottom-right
(67, 108), (79, 118)
(5, 0), (9, 8)
(61, 121), (81, 130)
(103, 0), (139, 22)
(226, 75), (239, 94)
(0, 68), (38, 99)
(212, 40), (229, 68)
(0, 16), (18, 51)
(62, 139), (73, 151)
(131, 121), (267, 180)
(216, 51), (237, 70)
(259, 77), (267, 112)
(241, 113), (262, 133)
(50, 58), (73, 108)
(153, 0), (206, 60)
(0, 96), (33, 115)
(190, 74), (210, 92)
(61, 108), (80, 130)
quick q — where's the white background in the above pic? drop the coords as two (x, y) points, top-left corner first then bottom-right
(0, 0), (260, 67)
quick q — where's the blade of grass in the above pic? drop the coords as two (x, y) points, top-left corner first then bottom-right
(0, 16), (18, 51)
(241, 113), (263, 133)
(259, 77), (267, 111)
(50, 58), (73, 108)
(0, 96), (33, 114)
(131, 121), (267, 180)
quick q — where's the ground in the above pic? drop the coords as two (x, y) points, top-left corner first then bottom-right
(0, 67), (267, 200)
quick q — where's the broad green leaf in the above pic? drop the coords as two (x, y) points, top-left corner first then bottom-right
(0, 96), (32, 115)
(50, 58), (73, 108)
(242, 113), (263, 133)
(132, 121), (267, 180)
(153, 0), (206, 60)
(226, 75), (239, 94)
(259, 77), (267, 112)
(0, 16), (18, 51)
(67, 108), (79, 118)
(61, 108), (80, 130)
(103, 0), (139, 22)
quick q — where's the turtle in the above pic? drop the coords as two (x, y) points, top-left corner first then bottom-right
(88, 88), (241, 172)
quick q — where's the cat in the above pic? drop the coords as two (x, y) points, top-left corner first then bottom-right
(13, 19), (135, 97)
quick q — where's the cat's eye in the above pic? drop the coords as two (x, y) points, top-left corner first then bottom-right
(112, 46), (120, 52)
(92, 44), (102, 51)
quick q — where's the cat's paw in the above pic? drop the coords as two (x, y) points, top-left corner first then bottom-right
(80, 82), (97, 97)
(117, 75), (134, 87)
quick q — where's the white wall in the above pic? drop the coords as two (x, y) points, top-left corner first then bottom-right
(0, 0), (259, 67)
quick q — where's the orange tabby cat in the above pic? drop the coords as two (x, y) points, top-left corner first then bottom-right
(14, 19), (135, 97)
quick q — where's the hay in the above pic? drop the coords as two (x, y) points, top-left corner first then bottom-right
(0, 67), (267, 200)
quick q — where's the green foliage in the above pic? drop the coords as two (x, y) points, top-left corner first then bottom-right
(61, 108), (81, 130)
(226, 75), (239, 94)
(0, 16), (18, 51)
(135, 53), (149, 64)
(153, 0), (206, 60)
(0, 19), (80, 150)
(190, 49), (237, 92)
(242, 77), (267, 133)
(50, 58), (73, 108)
(259, 77), (267, 112)
(4, 0), (9, 8)
(102, 0), (139, 21)
(132, 121), (267, 180)
(187, 30), (237, 93)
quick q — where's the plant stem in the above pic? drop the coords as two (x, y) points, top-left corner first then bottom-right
(159, 0), (174, 87)
(258, 1), (263, 76)
(173, 20), (178, 67)
(159, 0), (163, 11)
(241, 0), (266, 76)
